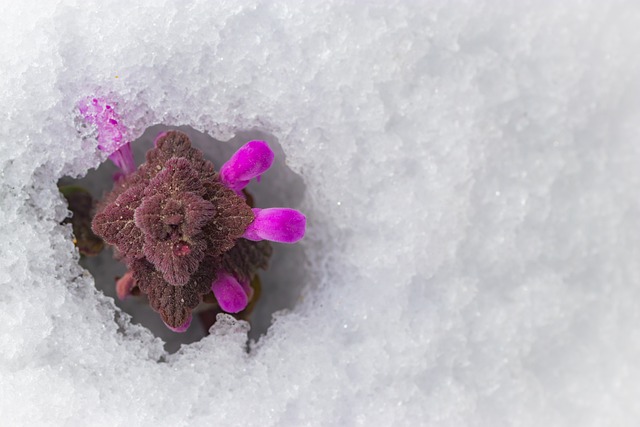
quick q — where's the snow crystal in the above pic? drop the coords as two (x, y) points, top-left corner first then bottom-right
(2, 1), (640, 426)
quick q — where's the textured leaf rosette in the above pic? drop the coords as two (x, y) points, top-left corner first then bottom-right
(93, 130), (306, 331)
(93, 131), (271, 328)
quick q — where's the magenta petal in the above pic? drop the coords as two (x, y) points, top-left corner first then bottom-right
(243, 208), (306, 243)
(211, 273), (248, 313)
(164, 315), (192, 333)
(108, 142), (136, 175)
(78, 96), (135, 176)
(220, 140), (274, 192)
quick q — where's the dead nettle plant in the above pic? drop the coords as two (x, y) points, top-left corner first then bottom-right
(73, 97), (305, 332)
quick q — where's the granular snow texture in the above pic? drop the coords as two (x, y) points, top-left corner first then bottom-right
(1, 1), (640, 426)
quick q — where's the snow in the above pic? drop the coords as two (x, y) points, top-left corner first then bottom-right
(1, 1), (640, 425)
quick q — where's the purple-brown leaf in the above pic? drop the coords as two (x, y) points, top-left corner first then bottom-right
(92, 183), (146, 260)
(132, 258), (215, 328)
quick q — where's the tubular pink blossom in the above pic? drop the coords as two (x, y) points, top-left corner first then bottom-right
(243, 208), (306, 243)
(78, 97), (135, 175)
(211, 273), (249, 313)
(108, 141), (136, 175)
(219, 140), (274, 192)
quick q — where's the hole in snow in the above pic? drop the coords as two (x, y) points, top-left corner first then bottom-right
(60, 125), (307, 353)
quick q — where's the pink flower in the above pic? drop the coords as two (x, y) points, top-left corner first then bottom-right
(220, 140), (307, 244)
(220, 140), (274, 193)
(243, 208), (306, 243)
(79, 97), (135, 175)
(210, 273), (251, 313)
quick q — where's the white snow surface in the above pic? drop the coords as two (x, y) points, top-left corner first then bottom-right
(1, 1), (640, 426)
